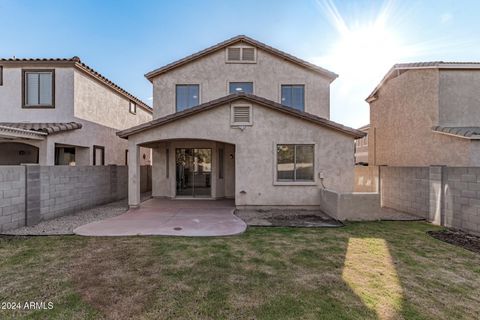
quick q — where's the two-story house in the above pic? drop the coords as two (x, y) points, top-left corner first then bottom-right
(367, 62), (480, 166)
(0, 57), (152, 166)
(118, 35), (364, 208)
(354, 124), (369, 165)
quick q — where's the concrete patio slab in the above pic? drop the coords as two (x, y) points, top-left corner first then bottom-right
(74, 198), (246, 237)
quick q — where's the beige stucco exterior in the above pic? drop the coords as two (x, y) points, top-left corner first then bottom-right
(127, 100), (355, 207)
(369, 68), (479, 166)
(152, 41), (331, 119)
(0, 62), (153, 165)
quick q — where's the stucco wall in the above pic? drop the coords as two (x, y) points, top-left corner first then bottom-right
(439, 69), (480, 127)
(369, 69), (472, 166)
(0, 66), (74, 122)
(152, 42), (331, 119)
(132, 100), (354, 207)
(354, 165), (378, 192)
(73, 69), (152, 129)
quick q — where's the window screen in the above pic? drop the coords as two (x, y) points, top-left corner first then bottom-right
(24, 71), (54, 107)
(176, 84), (199, 112)
(281, 85), (305, 111)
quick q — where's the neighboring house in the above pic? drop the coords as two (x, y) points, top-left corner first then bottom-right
(354, 124), (369, 165)
(0, 57), (152, 166)
(118, 35), (364, 208)
(367, 61), (480, 166)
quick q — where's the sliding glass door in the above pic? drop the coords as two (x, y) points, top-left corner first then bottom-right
(175, 148), (212, 197)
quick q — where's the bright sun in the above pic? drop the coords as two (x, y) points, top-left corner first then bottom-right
(319, 0), (411, 82)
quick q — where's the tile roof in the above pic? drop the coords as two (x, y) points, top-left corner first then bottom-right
(0, 57), (152, 113)
(144, 35), (338, 81)
(367, 61), (480, 102)
(432, 126), (480, 140)
(117, 92), (365, 139)
(0, 122), (83, 135)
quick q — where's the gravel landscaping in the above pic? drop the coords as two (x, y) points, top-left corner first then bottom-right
(2, 193), (151, 236)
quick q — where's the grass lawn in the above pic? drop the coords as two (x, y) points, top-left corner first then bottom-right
(1, 221), (480, 320)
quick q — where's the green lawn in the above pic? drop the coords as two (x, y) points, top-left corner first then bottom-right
(1, 222), (480, 320)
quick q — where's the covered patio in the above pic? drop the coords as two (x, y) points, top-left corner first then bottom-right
(74, 198), (246, 237)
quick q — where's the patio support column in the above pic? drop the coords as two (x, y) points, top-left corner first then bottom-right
(128, 141), (141, 208)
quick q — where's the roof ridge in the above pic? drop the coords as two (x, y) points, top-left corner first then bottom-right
(144, 35), (338, 81)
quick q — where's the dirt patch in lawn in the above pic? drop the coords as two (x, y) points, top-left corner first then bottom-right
(236, 209), (342, 227)
(428, 229), (480, 254)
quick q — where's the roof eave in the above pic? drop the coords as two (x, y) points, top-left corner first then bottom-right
(117, 93), (364, 139)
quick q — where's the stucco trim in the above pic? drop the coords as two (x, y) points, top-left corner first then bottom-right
(117, 93), (366, 139)
(432, 126), (480, 140)
(145, 35), (338, 81)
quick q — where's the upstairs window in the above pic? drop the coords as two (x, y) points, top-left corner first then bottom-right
(129, 101), (136, 114)
(226, 46), (256, 63)
(23, 70), (55, 108)
(229, 82), (253, 94)
(176, 84), (199, 112)
(281, 85), (304, 111)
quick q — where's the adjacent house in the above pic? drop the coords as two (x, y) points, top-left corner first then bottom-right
(367, 61), (480, 166)
(118, 35), (364, 208)
(354, 124), (369, 165)
(0, 57), (152, 166)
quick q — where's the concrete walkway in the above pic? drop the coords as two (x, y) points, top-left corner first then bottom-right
(74, 198), (246, 237)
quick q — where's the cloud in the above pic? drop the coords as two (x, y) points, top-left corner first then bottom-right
(147, 96), (153, 100)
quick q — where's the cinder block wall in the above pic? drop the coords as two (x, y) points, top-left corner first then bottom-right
(381, 166), (480, 236)
(0, 165), (131, 232)
(444, 167), (480, 235)
(0, 166), (26, 232)
(39, 166), (122, 220)
(380, 166), (430, 219)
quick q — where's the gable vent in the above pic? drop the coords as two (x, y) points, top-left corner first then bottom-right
(231, 105), (253, 125)
(242, 47), (255, 61)
(227, 47), (241, 61)
(226, 46), (256, 63)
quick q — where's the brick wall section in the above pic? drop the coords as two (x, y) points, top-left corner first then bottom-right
(0, 166), (25, 232)
(39, 166), (127, 220)
(380, 166), (430, 218)
(444, 167), (480, 235)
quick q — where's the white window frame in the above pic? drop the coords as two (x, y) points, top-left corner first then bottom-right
(129, 101), (137, 114)
(273, 142), (317, 186)
(225, 45), (257, 63)
(230, 103), (253, 126)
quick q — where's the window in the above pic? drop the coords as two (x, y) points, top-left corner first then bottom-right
(22, 69), (55, 108)
(229, 82), (253, 94)
(226, 46), (256, 63)
(0, 66), (3, 86)
(176, 84), (199, 112)
(129, 101), (136, 114)
(281, 85), (305, 111)
(218, 148), (224, 179)
(93, 145), (105, 166)
(54, 146), (75, 166)
(125, 150), (128, 165)
(276, 144), (314, 182)
(231, 104), (252, 125)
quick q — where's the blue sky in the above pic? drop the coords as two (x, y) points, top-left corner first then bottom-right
(1, 0), (479, 128)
